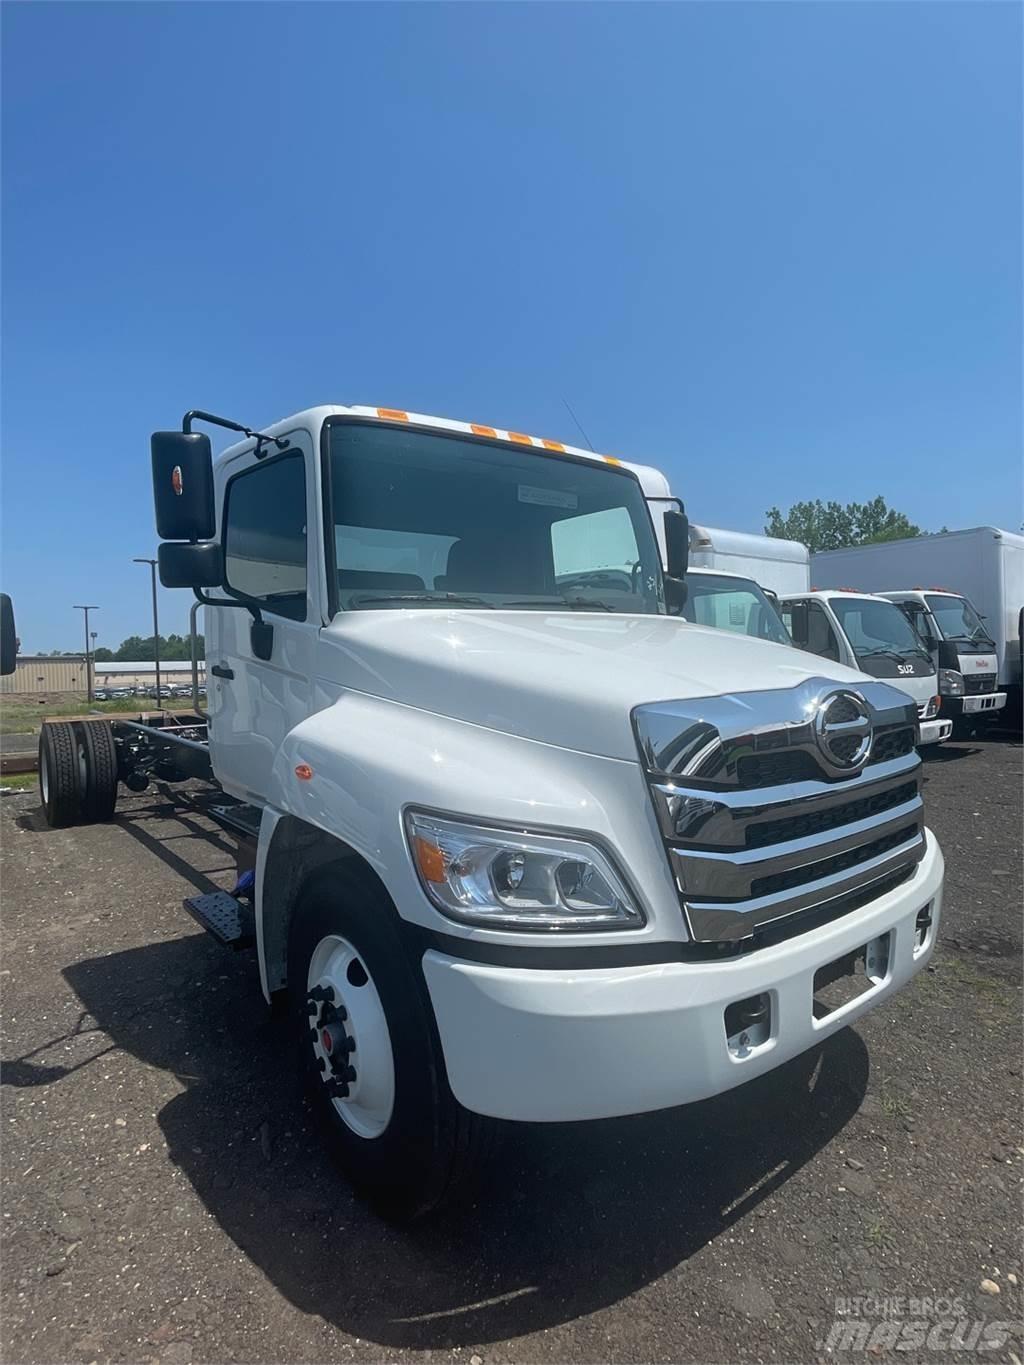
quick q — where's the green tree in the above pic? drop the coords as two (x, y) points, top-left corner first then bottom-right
(111, 633), (205, 661)
(765, 497), (921, 552)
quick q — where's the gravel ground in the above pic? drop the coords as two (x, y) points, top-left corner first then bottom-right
(2, 731), (1021, 1364)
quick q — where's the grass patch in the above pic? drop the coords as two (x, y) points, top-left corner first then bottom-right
(0, 773), (37, 790)
(0, 693), (196, 735)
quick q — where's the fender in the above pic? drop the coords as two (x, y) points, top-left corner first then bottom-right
(252, 689), (681, 1000)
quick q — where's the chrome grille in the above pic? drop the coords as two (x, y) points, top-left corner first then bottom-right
(634, 677), (926, 945)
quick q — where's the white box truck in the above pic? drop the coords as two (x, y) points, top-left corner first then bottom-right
(32, 405), (944, 1218)
(811, 528), (1022, 727)
(777, 591), (950, 747)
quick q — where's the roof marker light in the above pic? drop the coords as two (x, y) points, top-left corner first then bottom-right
(377, 407), (409, 422)
(542, 439), (566, 452)
(603, 456), (622, 466)
(508, 431), (533, 445)
(471, 423), (497, 438)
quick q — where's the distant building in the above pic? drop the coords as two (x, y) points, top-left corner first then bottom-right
(1, 657), (205, 696)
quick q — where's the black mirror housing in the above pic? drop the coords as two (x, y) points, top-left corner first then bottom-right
(664, 576), (688, 614)
(158, 541), (223, 589)
(789, 601), (810, 646)
(664, 509), (690, 580)
(152, 431), (216, 541)
(0, 593), (17, 676)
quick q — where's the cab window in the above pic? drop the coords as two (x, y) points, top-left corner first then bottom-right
(223, 453), (308, 620)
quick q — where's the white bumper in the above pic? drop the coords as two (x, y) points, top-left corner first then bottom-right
(423, 833), (943, 1122)
(918, 718), (953, 745)
(962, 692), (1006, 715)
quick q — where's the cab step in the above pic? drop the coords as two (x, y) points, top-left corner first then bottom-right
(183, 891), (255, 950)
(208, 802), (263, 841)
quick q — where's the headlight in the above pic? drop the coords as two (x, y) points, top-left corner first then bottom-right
(404, 810), (645, 931)
(938, 668), (964, 696)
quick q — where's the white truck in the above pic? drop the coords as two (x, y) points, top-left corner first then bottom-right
(777, 591), (952, 747)
(31, 405), (945, 1218)
(811, 528), (1023, 728)
(686, 523), (810, 597)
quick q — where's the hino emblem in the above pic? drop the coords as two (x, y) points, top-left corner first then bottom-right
(814, 690), (873, 772)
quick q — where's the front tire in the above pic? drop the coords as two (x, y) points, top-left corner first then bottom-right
(288, 864), (491, 1220)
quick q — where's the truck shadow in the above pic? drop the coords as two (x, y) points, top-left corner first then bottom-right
(61, 931), (868, 1349)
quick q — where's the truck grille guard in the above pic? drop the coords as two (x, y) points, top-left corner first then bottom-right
(632, 678), (926, 946)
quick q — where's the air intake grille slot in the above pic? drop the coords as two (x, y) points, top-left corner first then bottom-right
(964, 675), (996, 695)
(746, 780), (918, 850)
(749, 824), (919, 900)
(867, 727), (915, 766)
(735, 750), (822, 789)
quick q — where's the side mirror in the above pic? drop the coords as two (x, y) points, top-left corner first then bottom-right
(664, 509), (690, 580)
(151, 431), (216, 542)
(664, 576), (688, 613)
(158, 541), (223, 589)
(788, 601), (809, 646)
(0, 593), (17, 676)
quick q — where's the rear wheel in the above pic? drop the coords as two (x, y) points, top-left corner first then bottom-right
(38, 722), (82, 827)
(288, 863), (492, 1220)
(78, 720), (119, 822)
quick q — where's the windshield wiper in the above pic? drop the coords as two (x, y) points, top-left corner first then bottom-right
(502, 596), (617, 612)
(859, 648), (922, 664)
(348, 592), (495, 609)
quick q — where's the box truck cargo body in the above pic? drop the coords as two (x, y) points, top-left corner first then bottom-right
(812, 529), (1022, 720)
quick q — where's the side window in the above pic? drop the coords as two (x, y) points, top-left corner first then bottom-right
(779, 602), (795, 637)
(806, 602), (840, 661)
(223, 454), (308, 621)
(551, 506), (640, 592)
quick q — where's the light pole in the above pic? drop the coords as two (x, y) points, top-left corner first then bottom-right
(133, 558), (161, 703)
(73, 606), (98, 702)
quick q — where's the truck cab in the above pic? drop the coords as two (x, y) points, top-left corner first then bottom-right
(778, 590), (950, 746)
(875, 590), (1006, 727)
(137, 403), (944, 1217)
(678, 568), (793, 646)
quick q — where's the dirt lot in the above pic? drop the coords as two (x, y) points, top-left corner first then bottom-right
(2, 731), (1021, 1364)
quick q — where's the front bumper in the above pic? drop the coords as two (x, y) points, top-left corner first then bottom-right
(943, 692), (1006, 718)
(423, 832), (943, 1122)
(918, 718), (953, 746)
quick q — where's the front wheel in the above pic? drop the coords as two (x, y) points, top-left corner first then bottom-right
(288, 864), (492, 1220)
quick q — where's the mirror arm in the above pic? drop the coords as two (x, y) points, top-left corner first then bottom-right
(182, 410), (289, 459)
(192, 587), (263, 626)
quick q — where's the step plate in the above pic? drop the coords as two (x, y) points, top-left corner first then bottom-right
(183, 891), (255, 950)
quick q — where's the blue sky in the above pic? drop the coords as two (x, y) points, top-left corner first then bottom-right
(2, 1), (1020, 652)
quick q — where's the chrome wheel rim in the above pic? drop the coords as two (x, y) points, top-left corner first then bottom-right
(40, 748), (50, 804)
(306, 934), (395, 1139)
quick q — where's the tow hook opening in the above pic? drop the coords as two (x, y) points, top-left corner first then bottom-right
(914, 902), (934, 955)
(725, 992), (772, 1057)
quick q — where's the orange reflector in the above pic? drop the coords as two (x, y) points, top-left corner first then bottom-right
(414, 836), (447, 884)
(603, 455), (621, 466)
(542, 439), (565, 452)
(295, 764), (313, 781)
(377, 407), (409, 422)
(471, 423), (497, 438)
(508, 431), (532, 445)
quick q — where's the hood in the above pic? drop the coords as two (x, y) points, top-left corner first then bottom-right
(320, 610), (873, 761)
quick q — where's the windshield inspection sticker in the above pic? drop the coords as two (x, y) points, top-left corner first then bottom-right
(518, 485), (578, 510)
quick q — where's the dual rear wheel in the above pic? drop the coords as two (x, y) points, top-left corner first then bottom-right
(38, 719), (119, 827)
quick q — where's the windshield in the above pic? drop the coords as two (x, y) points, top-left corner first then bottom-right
(327, 422), (665, 614)
(829, 596), (931, 661)
(924, 594), (993, 645)
(681, 572), (792, 645)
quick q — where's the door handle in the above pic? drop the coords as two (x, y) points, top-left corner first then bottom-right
(211, 664), (234, 680)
